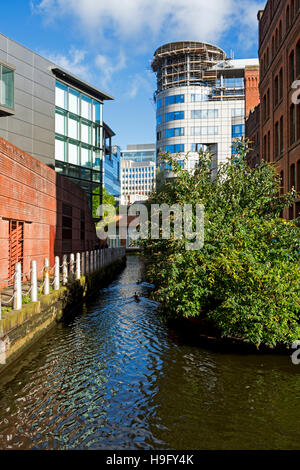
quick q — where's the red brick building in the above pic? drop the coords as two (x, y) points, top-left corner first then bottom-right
(0, 138), (98, 287)
(246, 0), (300, 219)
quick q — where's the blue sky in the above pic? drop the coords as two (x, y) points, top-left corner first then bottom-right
(1, 0), (265, 149)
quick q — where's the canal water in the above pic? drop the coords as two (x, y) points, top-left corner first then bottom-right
(0, 255), (299, 450)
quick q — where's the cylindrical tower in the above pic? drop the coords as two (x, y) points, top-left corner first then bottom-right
(152, 41), (226, 92)
(152, 41), (247, 173)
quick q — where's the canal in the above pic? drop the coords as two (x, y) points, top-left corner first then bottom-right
(0, 255), (299, 450)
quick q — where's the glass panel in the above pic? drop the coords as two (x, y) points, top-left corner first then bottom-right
(55, 137), (66, 161)
(93, 150), (101, 171)
(93, 100), (101, 123)
(68, 141), (79, 165)
(81, 95), (92, 120)
(81, 120), (91, 144)
(55, 82), (67, 109)
(81, 145), (91, 167)
(68, 114), (79, 140)
(93, 124), (101, 147)
(55, 110), (66, 135)
(69, 89), (80, 115)
(1, 65), (14, 109)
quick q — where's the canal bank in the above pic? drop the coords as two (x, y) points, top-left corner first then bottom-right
(0, 254), (126, 375)
(0, 254), (299, 450)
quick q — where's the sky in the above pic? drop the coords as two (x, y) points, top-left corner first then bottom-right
(1, 0), (265, 149)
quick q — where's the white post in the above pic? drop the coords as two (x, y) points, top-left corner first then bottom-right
(90, 250), (94, 273)
(54, 256), (60, 291)
(31, 260), (37, 302)
(81, 252), (85, 276)
(44, 258), (50, 295)
(62, 255), (68, 285)
(76, 253), (81, 280)
(85, 251), (89, 274)
(13, 262), (22, 310)
(70, 253), (75, 281)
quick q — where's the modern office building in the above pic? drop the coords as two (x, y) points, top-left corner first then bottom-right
(246, 0), (299, 220)
(103, 122), (121, 202)
(152, 41), (259, 172)
(121, 143), (156, 163)
(0, 32), (114, 217)
(120, 145), (156, 205)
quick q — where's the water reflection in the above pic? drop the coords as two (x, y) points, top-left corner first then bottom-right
(0, 255), (299, 449)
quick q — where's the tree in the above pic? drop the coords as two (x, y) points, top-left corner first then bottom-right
(92, 186), (117, 220)
(141, 141), (300, 348)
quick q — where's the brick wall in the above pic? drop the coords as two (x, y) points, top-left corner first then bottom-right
(0, 137), (98, 287)
(244, 66), (260, 119)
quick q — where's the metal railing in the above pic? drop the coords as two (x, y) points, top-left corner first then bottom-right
(0, 247), (125, 318)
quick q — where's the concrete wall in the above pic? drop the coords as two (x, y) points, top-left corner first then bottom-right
(0, 137), (98, 287)
(0, 33), (55, 166)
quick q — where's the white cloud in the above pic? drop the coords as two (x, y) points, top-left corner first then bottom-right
(235, 1), (265, 51)
(95, 51), (126, 87)
(42, 47), (92, 81)
(34, 0), (263, 48)
(127, 71), (155, 99)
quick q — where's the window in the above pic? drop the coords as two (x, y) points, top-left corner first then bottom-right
(165, 127), (184, 138)
(232, 124), (245, 138)
(156, 115), (162, 125)
(156, 99), (162, 110)
(165, 144), (185, 153)
(275, 121), (279, 157)
(297, 41), (300, 77)
(69, 89), (80, 114)
(191, 109), (218, 119)
(165, 111), (184, 122)
(289, 50), (295, 84)
(280, 171), (284, 195)
(165, 94), (184, 106)
(279, 68), (283, 99)
(81, 95), (92, 120)
(68, 114), (79, 140)
(55, 109), (67, 135)
(56, 82), (68, 109)
(191, 92), (209, 102)
(290, 164), (296, 189)
(0, 64), (14, 110)
(286, 5), (290, 31)
(191, 126), (218, 136)
(232, 108), (244, 117)
(290, 104), (295, 144)
(55, 136), (66, 162)
(297, 160), (300, 192)
(274, 75), (279, 107)
(280, 117), (284, 155)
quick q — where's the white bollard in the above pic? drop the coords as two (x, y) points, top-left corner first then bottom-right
(31, 260), (38, 302)
(44, 258), (50, 295)
(76, 253), (81, 280)
(62, 255), (68, 285)
(81, 252), (85, 276)
(85, 251), (89, 274)
(70, 253), (75, 281)
(54, 256), (60, 291)
(13, 262), (22, 310)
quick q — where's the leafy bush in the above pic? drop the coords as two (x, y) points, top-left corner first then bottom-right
(142, 142), (300, 348)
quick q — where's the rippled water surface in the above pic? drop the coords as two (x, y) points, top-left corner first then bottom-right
(0, 255), (299, 450)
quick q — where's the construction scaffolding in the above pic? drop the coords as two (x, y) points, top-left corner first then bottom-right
(152, 41), (227, 92)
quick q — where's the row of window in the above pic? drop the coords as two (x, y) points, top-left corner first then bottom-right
(55, 136), (102, 171)
(123, 168), (154, 173)
(55, 109), (102, 147)
(56, 81), (102, 124)
(157, 107), (244, 124)
(156, 90), (246, 109)
(261, 1), (299, 77)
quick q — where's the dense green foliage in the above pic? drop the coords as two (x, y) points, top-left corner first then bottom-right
(92, 187), (117, 219)
(142, 142), (300, 348)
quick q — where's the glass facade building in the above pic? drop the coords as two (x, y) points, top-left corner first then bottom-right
(54, 81), (104, 214)
(0, 62), (14, 114)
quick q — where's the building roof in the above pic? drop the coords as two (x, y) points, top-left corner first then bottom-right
(51, 67), (114, 101)
(103, 122), (116, 137)
(211, 58), (259, 71)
